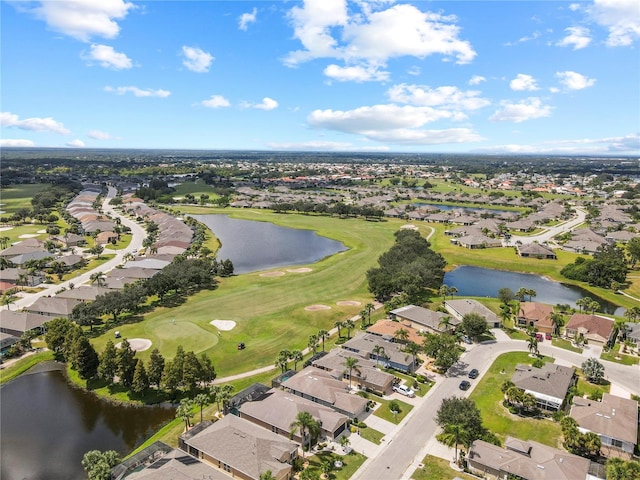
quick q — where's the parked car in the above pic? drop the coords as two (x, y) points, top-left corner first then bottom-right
(468, 368), (479, 379)
(461, 335), (473, 344)
(545, 333), (552, 340)
(459, 380), (471, 391)
(393, 384), (416, 398)
(535, 333), (543, 341)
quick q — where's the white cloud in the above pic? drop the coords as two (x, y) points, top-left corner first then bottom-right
(469, 75), (486, 85)
(88, 130), (113, 140)
(569, 4), (582, 11)
(489, 98), (552, 123)
(67, 139), (85, 147)
(307, 104), (483, 145)
(1, 111), (70, 134)
(285, 1), (476, 82)
(475, 133), (640, 155)
(181, 46), (214, 73)
(82, 44), (132, 69)
(242, 97), (279, 110)
(25, 0), (135, 42)
(324, 64), (389, 82)
(556, 26), (592, 49)
(556, 71), (596, 90)
(0, 139), (36, 147)
(201, 95), (231, 108)
(588, 0), (640, 47)
(239, 7), (257, 31)
(266, 141), (390, 152)
(104, 86), (170, 97)
(505, 31), (541, 46)
(407, 66), (421, 76)
(510, 74), (539, 91)
(387, 84), (490, 111)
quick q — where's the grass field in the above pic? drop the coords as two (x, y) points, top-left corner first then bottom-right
(469, 352), (563, 448)
(0, 184), (50, 215)
(0, 350), (54, 384)
(411, 455), (476, 480)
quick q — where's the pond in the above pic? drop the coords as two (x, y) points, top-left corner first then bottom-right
(0, 363), (174, 480)
(443, 265), (624, 315)
(193, 214), (347, 274)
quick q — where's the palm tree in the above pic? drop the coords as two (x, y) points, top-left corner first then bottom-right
(526, 289), (537, 301)
(259, 471), (275, 480)
(16, 272), (29, 290)
(317, 329), (329, 352)
(194, 393), (210, 423)
(0, 236), (10, 249)
(550, 313), (564, 336)
(344, 319), (355, 339)
(437, 423), (468, 465)
(176, 398), (194, 431)
(515, 287), (528, 302)
(334, 321), (344, 338)
(448, 286), (458, 299)
(364, 302), (375, 325)
(527, 337), (539, 355)
(372, 344), (386, 367)
(289, 411), (320, 456)
(439, 285), (452, 302)
(308, 334), (319, 354)
(291, 350), (303, 370)
(344, 356), (360, 390)
(438, 316), (453, 333)
(404, 341), (421, 369)
(576, 296), (592, 312)
(587, 299), (600, 314)
(90, 271), (106, 287)
(275, 350), (290, 373)
(394, 328), (409, 343)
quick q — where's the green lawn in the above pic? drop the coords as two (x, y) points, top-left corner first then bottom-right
(574, 371), (611, 398)
(388, 369), (433, 397)
(552, 338), (583, 353)
(469, 352), (562, 448)
(601, 344), (640, 366)
(411, 455), (476, 480)
(357, 425), (385, 444)
(0, 184), (50, 215)
(0, 350), (54, 384)
(372, 396), (413, 424)
(305, 450), (367, 480)
(172, 181), (220, 200)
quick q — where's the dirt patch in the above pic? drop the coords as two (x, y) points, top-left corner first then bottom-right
(210, 320), (236, 331)
(287, 268), (312, 273)
(336, 300), (362, 307)
(116, 338), (152, 352)
(259, 271), (285, 277)
(304, 304), (331, 311)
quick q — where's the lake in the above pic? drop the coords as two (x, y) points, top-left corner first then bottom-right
(444, 265), (623, 315)
(193, 214), (347, 274)
(0, 363), (174, 480)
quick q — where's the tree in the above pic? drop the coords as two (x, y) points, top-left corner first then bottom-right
(498, 287), (515, 305)
(423, 333), (461, 372)
(394, 327), (409, 343)
(45, 317), (77, 358)
(626, 237), (640, 268)
(194, 393), (210, 423)
(344, 319), (355, 339)
(581, 357), (605, 384)
(364, 302), (375, 325)
(82, 450), (121, 480)
(147, 348), (165, 388)
(436, 397), (486, 446)
(131, 360), (149, 395)
(461, 313), (489, 339)
(291, 350), (304, 370)
(515, 287), (528, 301)
(117, 339), (137, 387)
(576, 296), (592, 313)
(372, 344), (387, 367)
(90, 271), (106, 287)
(289, 410), (321, 455)
(404, 341), (421, 368)
(276, 350), (291, 373)
(308, 334), (319, 354)
(438, 316), (453, 333)
(210, 384), (234, 413)
(606, 458), (640, 480)
(72, 335), (99, 382)
(550, 313), (564, 336)
(71, 302), (101, 331)
(89, 245), (104, 259)
(334, 320), (344, 338)
(260, 471), (276, 480)
(99, 340), (118, 383)
(527, 337), (539, 356)
(317, 329), (329, 352)
(182, 350), (202, 397)
(345, 356), (360, 389)
(437, 423), (468, 465)
(176, 398), (194, 431)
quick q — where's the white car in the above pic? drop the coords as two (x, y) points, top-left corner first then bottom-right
(393, 384), (415, 398)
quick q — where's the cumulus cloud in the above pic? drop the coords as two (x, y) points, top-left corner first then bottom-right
(407, 66), (421, 76)
(387, 84), (490, 111)
(104, 86), (170, 97)
(239, 7), (257, 31)
(510, 74), (539, 91)
(66, 139), (85, 147)
(23, 0), (134, 42)
(181, 46), (214, 73)
(0, 139), (36, 147)
(266, 141), (390, 152)
(88, 130), (113, 140)
(475, 133), (640, 155)
(555, 71), (596, 90)
(201, 95), (231, 108)
(285, 0), (475, 82)
(242, 97), (279, 110)
(1, 111), (70, 134)
(588, 0), (640, 47)
(469, 75), (486, 85)
(307, 104), (483, 145)
(489, 98), (552, 123)
(324, 64), (389, 82)
(82, 44), (132, 69)
(556, 26), (592, 49)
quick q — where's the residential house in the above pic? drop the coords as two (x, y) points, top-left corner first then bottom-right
(517, 302), (555, 334)
(23, 296), (81, 318)
(389, 304), (460, 334)
(0, 238), (46, 259)
(570, 394), (638, 458)
(56, 286), (112, 302)
(341, 333), (416, 373)
(444, 299), (501, 328)
(179, 414), (298, 480)
(119, 447), (231, 480)
(0, 310), (51, 336)
(623, 323), (640, 348)
(239, 388), (349, 442)
(366, 319), (423, 344)
(0, 268), (46, 287)
(468, 436), (590, 480)
(511, 363), (576, 411)
(455, 234), (502, 249)
(0, 332), (19, 356)
(281, 367), (368, 419)
(517, 243), (557, 259)
(565, 314), (614, 346)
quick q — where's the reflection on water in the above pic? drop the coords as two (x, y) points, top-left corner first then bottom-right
(0, 366), (174, 480)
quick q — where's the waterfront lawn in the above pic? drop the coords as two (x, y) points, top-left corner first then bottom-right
(552, 338), (583, 353)
(411, 455), (476, 480)
(0, 350), (54, 384)
(306, 450), (366, 480)
(90, 210), (405, 377)
(469, 352), (562, 447)
(601, 344), (640, 366)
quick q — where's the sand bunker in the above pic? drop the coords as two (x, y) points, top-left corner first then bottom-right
(210, 320), (237, 331)
(336, 301), (361, 307)
(116, 338), (152, 352)
(19, 234), (40, 238)
(305, 304), (331, 311)
(37, 229), (47, 234)
(260, 271), (285, 277)
(0, 226), (13, 232)
(287, 268), (312, 273)
(400, 224), (418, 230)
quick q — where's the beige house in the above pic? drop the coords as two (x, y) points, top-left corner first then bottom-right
(444, 298), (501, 329)
(517, 302), (554, 334)
(565, 314), (614, 346)
(389, 304), (460, 334)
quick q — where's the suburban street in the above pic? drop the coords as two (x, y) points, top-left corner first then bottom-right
(506, 206), (587, 246)
(351, 333), (640, 480)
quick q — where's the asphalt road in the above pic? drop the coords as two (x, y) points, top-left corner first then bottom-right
(506, 206), (587, 246)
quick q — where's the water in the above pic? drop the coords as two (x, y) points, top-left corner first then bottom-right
(444, 265), (624, 315)
(193, 214), (347, 274)
(0, 364), (174, 480)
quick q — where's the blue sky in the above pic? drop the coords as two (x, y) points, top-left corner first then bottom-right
(2, 0), (639, 155)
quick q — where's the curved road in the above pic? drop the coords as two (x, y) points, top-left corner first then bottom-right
(352, 334), (640, 480)
(4, 186), (147, 311)
(506, 206), (587, 246)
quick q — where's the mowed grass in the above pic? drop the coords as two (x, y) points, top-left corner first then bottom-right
(469, 352), (562, 448)
(91, 209), (405, 376)
(412, 455), (477, 480)
(0, 184), (50, 214)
